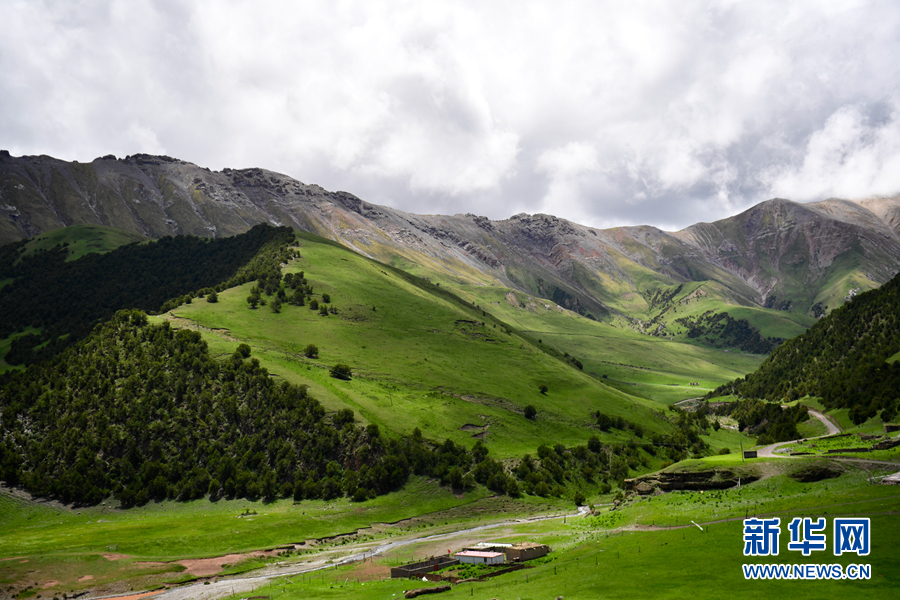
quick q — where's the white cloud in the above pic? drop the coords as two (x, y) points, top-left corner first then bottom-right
(2, 0), (900, 228)
(537, 142), (599, 179)
(767, 104), (900, 201)
(535, 141), (601, 216)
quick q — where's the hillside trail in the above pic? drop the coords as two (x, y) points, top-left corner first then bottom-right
(755, 409), (900, 481)
(114, 506), (591, 600)
(757, 408), (841, 458)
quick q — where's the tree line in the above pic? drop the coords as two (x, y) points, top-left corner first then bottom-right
(712, 399), (808, 445)
(674, 310), (781, 354)
(0, 224), (295, 366)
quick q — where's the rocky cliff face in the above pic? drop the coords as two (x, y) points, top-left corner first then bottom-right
(0, 151), (370, 242)
(3, 151), (899, 319)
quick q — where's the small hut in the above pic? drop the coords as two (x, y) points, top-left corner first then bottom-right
(454, 550), (506, 565)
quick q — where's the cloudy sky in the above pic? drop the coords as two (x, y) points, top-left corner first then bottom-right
(2, 0), (900, 230)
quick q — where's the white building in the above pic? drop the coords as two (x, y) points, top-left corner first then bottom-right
(455, 550), (506, 565)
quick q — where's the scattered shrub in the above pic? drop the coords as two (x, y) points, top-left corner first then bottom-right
(330, 363), (352, 380)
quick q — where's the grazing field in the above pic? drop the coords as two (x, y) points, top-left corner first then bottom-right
(160, 234), (676, 458)
(0, 478), (492, 561)
(5, 455), (896, 599)
(440, 283), (768, 404)
(0, 479), (557, 595)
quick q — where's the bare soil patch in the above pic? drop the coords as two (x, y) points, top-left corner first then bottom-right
(178, 553), (251, 577)
(40, 580), (60, 589)
(344, 559), (391, 582)
(103, 552), (131, 561)
(78, 574), (95, 582)
(177, 548), (280, 577)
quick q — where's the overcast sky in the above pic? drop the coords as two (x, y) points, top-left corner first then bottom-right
(2, 1), (900, 230)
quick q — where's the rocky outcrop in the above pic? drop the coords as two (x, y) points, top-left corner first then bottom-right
(625, 469), (758, 494)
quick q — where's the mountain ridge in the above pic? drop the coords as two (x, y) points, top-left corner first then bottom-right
(3, 150), (899, 322)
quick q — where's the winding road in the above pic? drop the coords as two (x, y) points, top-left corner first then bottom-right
(757, 408), (841, 458)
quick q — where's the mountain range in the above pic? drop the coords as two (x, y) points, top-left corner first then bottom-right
(3, 150), (899, 328)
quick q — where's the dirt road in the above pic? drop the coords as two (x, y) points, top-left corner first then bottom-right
(757, 408), (841, 458)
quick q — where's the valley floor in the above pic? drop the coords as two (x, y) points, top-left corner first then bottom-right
(3, 448), (897, 600)
(143, 459), (900, 600)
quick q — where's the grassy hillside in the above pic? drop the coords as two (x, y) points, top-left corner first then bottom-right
(371, 248), (813, 401)
(628, 280), (814, 350)
(6, 227), (845, 599)
(807, 248), (883, 315)
(398, 281), (767, 405)
(163, 233), (673, 458)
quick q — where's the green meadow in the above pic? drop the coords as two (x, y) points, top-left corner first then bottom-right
(0, 478), (533, 594)
(161, 234), (676, 457)
(0, 478), (491, 561)
(3, 453), (897, 599)
(440, 283), (767, 404)
(271, 522), (898, 600)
